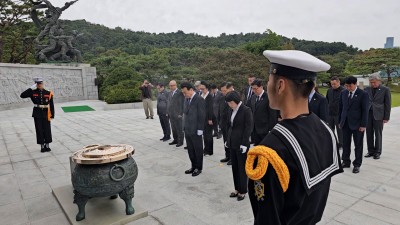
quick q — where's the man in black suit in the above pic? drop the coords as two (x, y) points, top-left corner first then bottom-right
(181, 82), (206, 177)
(364, 74), (391, 159)
(250, 79), (279, 145)
(211, 84), (223, 138)
(167, 80), (185, 147)
(243, 75), (256, 107)
(339, 76), (370, 173)
(219, 82), (234, 165)
(308, 87), (328, 122)
(326, 76), (345, 148)
(200, 81), (214, 156)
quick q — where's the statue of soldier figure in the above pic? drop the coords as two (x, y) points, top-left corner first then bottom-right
(30, 0), (82, 63)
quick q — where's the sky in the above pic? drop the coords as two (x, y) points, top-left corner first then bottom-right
(49, 0), (400, 50)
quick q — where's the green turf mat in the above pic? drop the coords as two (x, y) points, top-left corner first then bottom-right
(61, 105), (95, 113)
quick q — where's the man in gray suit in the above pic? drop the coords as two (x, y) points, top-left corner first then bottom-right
(181, 82), (206, 177)
(364, 74), (391, 159)
(156, 84), (171, 141)
(211, 84), (223, 138)
(167, 80), (185, 147)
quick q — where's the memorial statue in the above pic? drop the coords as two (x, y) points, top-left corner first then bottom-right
(30, 0), (82, 63)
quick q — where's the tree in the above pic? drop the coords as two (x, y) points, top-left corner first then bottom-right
(0, 0), (35, 62)
(345, 48), (400, 83)
(243, 29), (283, 55)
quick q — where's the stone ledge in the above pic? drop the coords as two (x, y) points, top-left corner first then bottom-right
(104, 101), (157, 111)
(53, 185), (148, 225)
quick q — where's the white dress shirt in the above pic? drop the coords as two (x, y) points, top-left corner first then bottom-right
(231, 101), (243, 124)
(349, 87), (357, 98)
(201, 91), (209, 99)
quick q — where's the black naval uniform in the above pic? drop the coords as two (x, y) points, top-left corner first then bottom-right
(20, 88), (55, 145)
(248, 113), (343, 225)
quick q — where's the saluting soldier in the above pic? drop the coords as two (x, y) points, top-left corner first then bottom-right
(20, 77), (55, 152)
(245, 50), (343, 224)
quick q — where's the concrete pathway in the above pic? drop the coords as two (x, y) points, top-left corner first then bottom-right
(0, 100), (399, 225)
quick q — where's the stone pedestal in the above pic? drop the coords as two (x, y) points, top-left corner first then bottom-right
(0, 63), (98, 111)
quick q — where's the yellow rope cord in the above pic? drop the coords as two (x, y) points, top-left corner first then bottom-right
(47, 91), (54, 121)
(245, 145), (290, 193)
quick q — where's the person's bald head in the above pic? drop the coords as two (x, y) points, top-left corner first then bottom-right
(169, 80), (177, 91)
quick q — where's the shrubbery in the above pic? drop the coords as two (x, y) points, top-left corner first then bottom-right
(100, 66), (144, 104)
(103, 80), (142, 104)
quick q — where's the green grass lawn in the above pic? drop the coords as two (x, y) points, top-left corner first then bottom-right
(61, 105), (95, 113)
(318, 87), (400, 108)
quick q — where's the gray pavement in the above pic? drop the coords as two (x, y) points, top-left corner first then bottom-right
(0, 100), (399, 225)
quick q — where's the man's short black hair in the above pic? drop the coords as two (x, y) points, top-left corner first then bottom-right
(248, 74), (256, 78)
(180, 82), (194, 90)
(345, 76), (357, 85)
(220, 82), (233, 89)
(200, 80), (209, 89)
(271, 75), (314, 99)
(330, 76), (340, 81)
(225, 91), (241, 104)
(210, 84), (217, 89)
(157, 83), (164, 87)
(251, 79), (263, 87)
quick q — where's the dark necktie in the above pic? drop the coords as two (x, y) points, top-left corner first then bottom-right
(348, 92), (352, 104)
(255, 96), (260, 107)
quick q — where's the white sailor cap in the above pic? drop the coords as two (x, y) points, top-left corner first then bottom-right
(33, 77), (44, 84)
(263, 50), (330, 81)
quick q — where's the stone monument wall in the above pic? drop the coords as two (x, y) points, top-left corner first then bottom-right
(0, 63), (98, 110)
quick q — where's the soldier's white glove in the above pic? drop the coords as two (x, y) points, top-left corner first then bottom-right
(224, 142), (228, 148)
(197, 130), (203, 136)
(240, 145), (247, 154)
(30, 84), (37, 90)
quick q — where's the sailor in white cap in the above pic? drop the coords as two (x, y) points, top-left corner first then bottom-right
(245, 50), (343, 225)
(20, 77), (55, 152)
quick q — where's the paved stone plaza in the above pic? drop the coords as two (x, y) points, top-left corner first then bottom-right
(0, 100), (399, 225)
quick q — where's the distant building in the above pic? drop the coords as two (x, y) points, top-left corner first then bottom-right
(384, 37), (394, 48)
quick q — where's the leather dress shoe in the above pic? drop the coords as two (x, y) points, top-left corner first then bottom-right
(364, 153), (374, 158)
(192, 169), (202, 177)
(352, 167), (360, 173)
(227, 160), (232, 165)
(373, 154), (380, 159)
(229, 192), (238, 198)
(237, 194), (246, 201)
(110, 195), (118, 199)
(204, 152), (213, 156)
(185, 168), (194, 174)
(169, 141), (177, 145)
(41, 147), (46, 153)
(163, 137), (171, 142)
(45, 147), (51, 152)
(220, 157), (230, 163)
(176, 143), (183, 147)
(160, 137), (166, 141)
(341, 162), (350, 168)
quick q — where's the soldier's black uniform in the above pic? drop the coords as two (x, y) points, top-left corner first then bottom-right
(248, 114), (343, 225)
(247, 50), (343, 225)
(20, 88), (55, 148)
